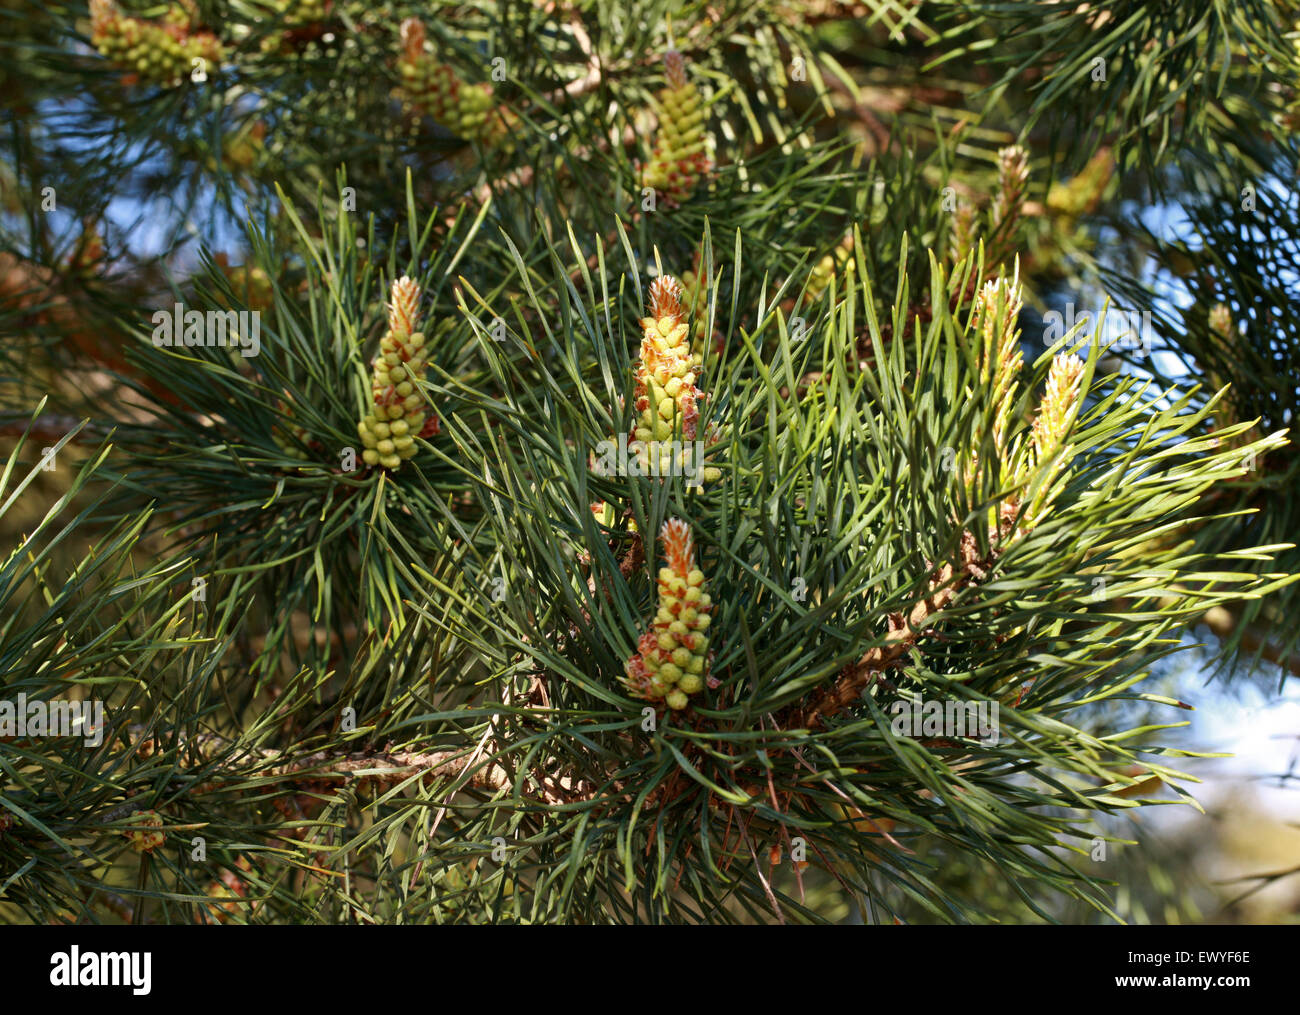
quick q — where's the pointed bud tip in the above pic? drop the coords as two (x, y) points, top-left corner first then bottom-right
(660, 517), (695, 575)
(664, 50), (688, 89)
(388, 276), (422, 335)
(400, 17), (426, 63)
(648, 275), (684, 322)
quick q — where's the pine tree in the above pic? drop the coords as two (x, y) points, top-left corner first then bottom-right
(0, 0), (1297, 925)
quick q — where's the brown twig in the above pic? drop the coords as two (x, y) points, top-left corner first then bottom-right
(791, 532), (995, 730)
(0, 414), (96, 444)
(105, 725), (586, 814)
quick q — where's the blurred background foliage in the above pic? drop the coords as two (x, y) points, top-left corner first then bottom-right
(1, 0), (1299, 923)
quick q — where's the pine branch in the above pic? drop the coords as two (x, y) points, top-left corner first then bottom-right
(791, 532), (998, 730)
(109, 726), (586, 808)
